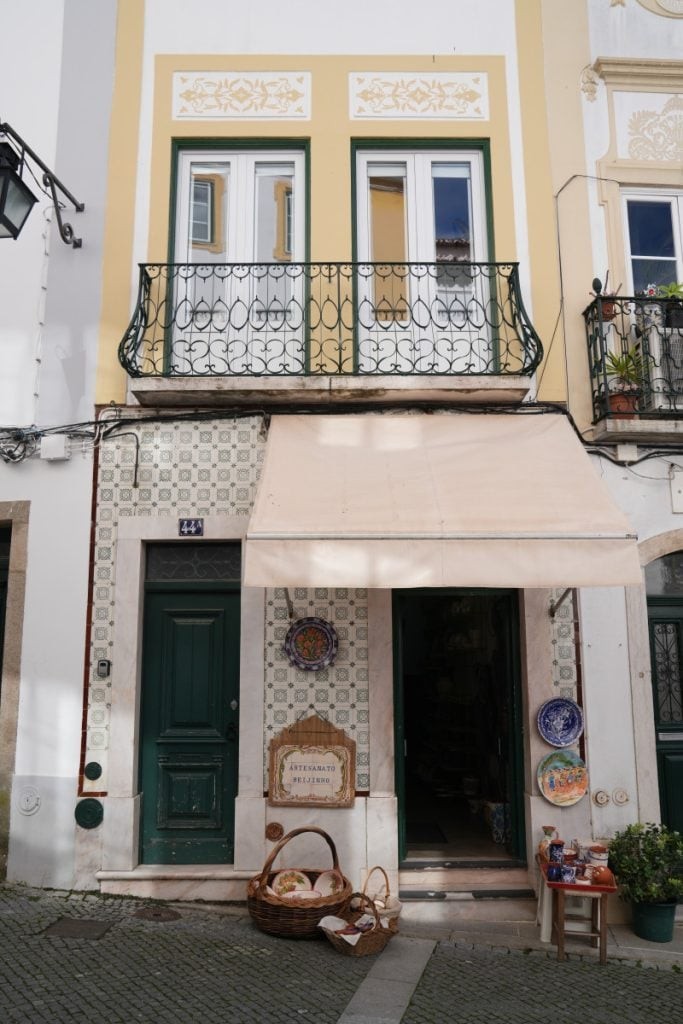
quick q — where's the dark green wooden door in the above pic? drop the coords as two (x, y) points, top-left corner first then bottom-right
(140, 586), (240, 864)
(648, 600), (683, 833)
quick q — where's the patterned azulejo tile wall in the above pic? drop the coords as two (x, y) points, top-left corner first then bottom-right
(84, 415), (370, 793)
(549, 587), (578, 700)
(264, 588), (370, 791)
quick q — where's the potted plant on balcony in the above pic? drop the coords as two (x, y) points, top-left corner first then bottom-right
(590, 275), (621, 322)
(658, 282), (683, 329)
(604, 346), (643, 417)
(608, 822), (683, 943)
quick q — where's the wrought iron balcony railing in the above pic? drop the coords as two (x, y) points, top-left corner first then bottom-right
(118, 262), (542, 378)
(585, 294), (683, 420)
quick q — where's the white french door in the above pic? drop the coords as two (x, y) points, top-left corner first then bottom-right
(173, 149), (306, 374)
(355, 150), (490, 373)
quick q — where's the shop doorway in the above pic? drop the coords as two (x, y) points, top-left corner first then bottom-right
(393, 589), (524, 865)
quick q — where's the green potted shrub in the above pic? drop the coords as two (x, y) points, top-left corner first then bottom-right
(603, 347), (644, 417)
(608, 822), (683, 942)
(657, 282), (683, 328)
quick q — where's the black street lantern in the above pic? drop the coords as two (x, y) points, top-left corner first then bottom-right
(0, 121), (84, 247)
(0, 142), (38, 240)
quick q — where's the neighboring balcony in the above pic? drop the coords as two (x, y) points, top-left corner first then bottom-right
(585, 294), (683, 441)
(119, 261), (542, 407)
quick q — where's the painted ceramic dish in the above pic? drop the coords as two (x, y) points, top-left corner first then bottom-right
(284, 617), (338, 671)
(271, 870), (313, 896)
(280, 889), (321, 901)
(537, 698), (584, 748)
(316, 870), (344, 897)
(537, 749), (589, 807)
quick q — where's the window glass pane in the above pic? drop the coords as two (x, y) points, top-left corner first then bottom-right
(369, 168), (407, 263)
(255, 164), (294, 263)
(645, 552), (683, 596)
(626, 200), (678, 292)
(627, 201), (675, 257)
(187, 163), (229, 261)
(651, 621), (683, 725)
(368, 167), (408, 318)
(146, 542), (241, 582)
(432, 165), (471, 263)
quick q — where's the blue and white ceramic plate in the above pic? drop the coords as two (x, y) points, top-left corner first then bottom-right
(537, 698), (584, 748)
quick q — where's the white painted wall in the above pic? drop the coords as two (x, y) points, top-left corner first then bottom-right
(1, 0), (117, 889)
(0, 1), (65, 427)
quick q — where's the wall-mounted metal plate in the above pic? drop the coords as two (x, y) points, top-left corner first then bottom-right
(74, 798), (104, 829)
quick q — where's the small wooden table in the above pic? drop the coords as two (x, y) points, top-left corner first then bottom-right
(540, 863), (617, 965)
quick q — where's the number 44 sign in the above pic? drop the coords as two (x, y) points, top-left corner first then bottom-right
(178, 518), (204, 537)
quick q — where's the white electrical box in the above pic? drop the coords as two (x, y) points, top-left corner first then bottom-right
(40, 435), (71, 461)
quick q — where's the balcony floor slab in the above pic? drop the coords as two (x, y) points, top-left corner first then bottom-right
(129, 375), (532, 408)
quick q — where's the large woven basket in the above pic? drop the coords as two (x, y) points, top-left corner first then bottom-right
(321, 892), (398, 957)
(247, 826), (352, 939)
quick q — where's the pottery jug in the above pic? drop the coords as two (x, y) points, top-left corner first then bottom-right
(538, 825), (558, 862)
(548, 839), (565, 864)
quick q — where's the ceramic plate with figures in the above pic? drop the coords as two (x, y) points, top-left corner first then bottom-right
(537, 750), (588, 807)
(537, 698), (584, 748)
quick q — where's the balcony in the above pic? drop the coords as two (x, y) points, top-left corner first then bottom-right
(119, 262), (542, 407)
(585, 294), (683, 441)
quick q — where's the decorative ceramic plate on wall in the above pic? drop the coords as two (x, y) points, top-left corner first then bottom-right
(537, 750), (589, 807)
(537, 698), (584, 748)
(284, 617), (338, 671)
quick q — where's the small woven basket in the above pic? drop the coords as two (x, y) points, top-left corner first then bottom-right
(321, 892), (398, 957)
(361, 865), (402, 921)
(247, 826), (352, 939)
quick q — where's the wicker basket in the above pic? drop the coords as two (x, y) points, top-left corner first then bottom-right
(361, 865), (402, 921)
(321, 892), (398, 957)
(247, 826), (352, 939)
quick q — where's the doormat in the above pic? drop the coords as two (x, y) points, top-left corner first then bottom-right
(406, 823), (448, 846)
(42, 917), (114, 940)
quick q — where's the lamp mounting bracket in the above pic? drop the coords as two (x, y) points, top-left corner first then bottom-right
(0, 120), (85, 247)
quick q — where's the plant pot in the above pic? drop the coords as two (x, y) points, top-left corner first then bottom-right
(665, 304), (683, 329)
(607, 389), (639, 418)
(631, 900), (677, 943)
(635, 301), (664, 335)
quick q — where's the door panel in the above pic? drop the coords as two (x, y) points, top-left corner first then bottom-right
(140, 589), (240, 864)
(648, 601), (683, 833)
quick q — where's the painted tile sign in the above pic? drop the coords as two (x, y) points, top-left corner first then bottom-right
(268, 714), (356, 807)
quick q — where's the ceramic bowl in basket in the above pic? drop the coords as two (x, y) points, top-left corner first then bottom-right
(271, 870), (312, 896)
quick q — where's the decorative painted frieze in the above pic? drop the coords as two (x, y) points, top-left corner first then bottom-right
(349, 72), (489, 120)
(628, 95), (683, 160)
(172, 72), (311, 119)
(614, 91), (683, 161)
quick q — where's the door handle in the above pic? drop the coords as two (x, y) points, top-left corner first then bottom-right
(226, 722), (237, 741)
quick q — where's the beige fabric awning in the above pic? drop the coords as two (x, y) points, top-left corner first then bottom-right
(243, 412), (641, 589)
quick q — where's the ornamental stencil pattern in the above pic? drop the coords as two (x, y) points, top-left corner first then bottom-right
(628, 95), (683, 161)
(349, 72), (489, 120)
(264, 588), (370, 791)
(83, 418), (265, 791)
(172, 72), (311, 119)
(550, 589), (579, 701)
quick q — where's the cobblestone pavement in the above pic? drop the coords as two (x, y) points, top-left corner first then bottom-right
(1, 885), (681, 1024)
(0, 885), (372, 1023)
(403, 942), (683, 1024)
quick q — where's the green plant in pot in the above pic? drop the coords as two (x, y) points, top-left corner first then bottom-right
(657, 282), (683, 328)
(608, 822), (683, 942)
(603, 346), (644, 416)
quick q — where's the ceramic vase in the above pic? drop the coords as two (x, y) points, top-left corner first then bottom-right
(538, 825), (558, 862)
